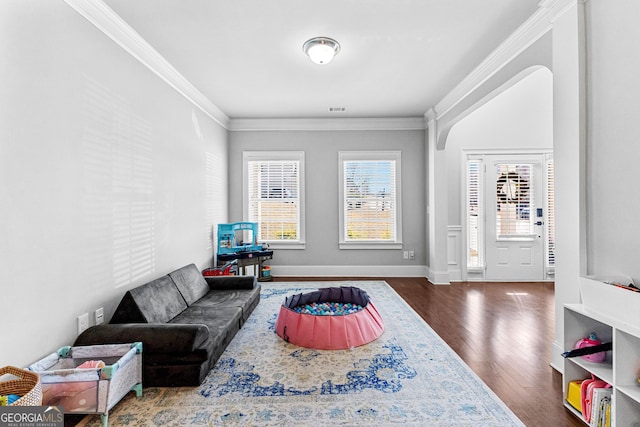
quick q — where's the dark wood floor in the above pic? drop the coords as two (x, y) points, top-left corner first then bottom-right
(274, 277), (583, 427)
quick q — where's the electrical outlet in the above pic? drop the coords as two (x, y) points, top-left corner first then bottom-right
(95, 307), (104, 325)
(403, 251), (409, 259)
(409, 250), (415, 260)
(77, 313), (89, 335)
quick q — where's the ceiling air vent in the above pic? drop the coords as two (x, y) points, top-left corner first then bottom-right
(328, 107), (346, 112)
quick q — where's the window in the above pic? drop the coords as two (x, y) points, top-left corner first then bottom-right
(339, 151), (402, 249)
(465, 152), (555, 273)
(545, 155), (555, 268)
(466, 158), (484, 269)
(494, 163), (533, 237)
(243, 151), (305, 249)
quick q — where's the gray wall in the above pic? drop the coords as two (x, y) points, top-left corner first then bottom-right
(229, 129), (426, 272)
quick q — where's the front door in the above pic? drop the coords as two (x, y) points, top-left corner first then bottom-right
(485, 154), (545, 281)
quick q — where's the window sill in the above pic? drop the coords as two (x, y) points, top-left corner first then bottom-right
(339, 242), (403, 250)
(265, 242), (306, 250)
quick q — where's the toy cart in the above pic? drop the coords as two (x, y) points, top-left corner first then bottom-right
(28, 342), (142, 427)
(202, 260), (238, 277)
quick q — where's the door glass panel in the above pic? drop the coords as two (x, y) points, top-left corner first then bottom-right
(495, 163), (533, 238)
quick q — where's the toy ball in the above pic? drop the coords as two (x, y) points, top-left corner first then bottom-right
(575, 333), (607, 363)
(0, 394), (21, 405)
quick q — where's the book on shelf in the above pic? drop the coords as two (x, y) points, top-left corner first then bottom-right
(589, 388), (611, 427)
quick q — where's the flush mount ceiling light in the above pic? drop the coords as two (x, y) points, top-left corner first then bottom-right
(302, 37), (341, 65)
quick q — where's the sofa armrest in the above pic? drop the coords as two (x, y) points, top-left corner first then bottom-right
(74, 323), (210, 354)
(205, 275), (257, 290)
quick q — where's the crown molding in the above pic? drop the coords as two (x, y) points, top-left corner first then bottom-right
(229, 117), (426, 132)
(64, 0), (230, 129)
(433, 0), (575, 120)
(424, 108), (437, 122)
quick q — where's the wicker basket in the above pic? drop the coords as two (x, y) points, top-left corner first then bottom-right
(0, 366), (42, 406)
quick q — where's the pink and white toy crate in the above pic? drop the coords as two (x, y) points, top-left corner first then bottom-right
(28, 342), (142, 427)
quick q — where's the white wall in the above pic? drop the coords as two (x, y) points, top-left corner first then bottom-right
(549, 2), (586, 370)
(229, 129), (426, 275)
(0, 1), (229, 367)
(445, 68), (554, 226)
(585, 1), (640, 282)
(548, 0), (640, 373)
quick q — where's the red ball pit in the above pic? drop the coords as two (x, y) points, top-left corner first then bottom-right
(275, 286), (384, 350)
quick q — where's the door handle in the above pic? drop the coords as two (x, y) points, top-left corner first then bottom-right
(535, 221), (544, 226)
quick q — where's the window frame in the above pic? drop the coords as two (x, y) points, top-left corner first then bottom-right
(243, 151), (305, 249)
(466, 155), (485, 270)
(463, 150), (555, 275)
(338, 150), (403, 250)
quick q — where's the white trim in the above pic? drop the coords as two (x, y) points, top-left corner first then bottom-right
(271, 264), (428, 278)
(339, 243), (403, 250)
(433, 0), (574, 120)
(447, 226), (462, 282)
(338, 151), (403, 248)
(550, 340), (564, 373)
(426, 267), (451, 285)
(463, 148), (553, 156)
(64, 0), (230, 129)
(230, 117), (426, 132)
(267, 243), (306, 250)
(242, 151), (306, 245)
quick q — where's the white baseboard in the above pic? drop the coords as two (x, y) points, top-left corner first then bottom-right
(426, 267), (451, 285)
(271, 265), (428, 278)
(550, 341), (564, 374)
(448, 268), (462, 282)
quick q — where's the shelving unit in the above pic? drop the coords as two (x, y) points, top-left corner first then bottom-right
(563, 298), (640, 425)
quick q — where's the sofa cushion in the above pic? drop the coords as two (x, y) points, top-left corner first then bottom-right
(170, 305), (244, 366)
(170, 305), (243, 339)
(192, 286), (260, 321)
(111, 275), (187, 324)
(169, 263), (210, 305)
(75, 323), (210, 354)
(204, 275), (257, 290)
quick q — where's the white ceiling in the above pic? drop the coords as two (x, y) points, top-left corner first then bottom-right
(103, 0), (541, 119)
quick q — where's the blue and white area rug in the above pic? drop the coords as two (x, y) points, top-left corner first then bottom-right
(77, 281), (524, 426)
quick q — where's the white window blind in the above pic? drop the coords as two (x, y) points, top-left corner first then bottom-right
(339, 151), (402, 248)
(467, 158), (483, 268)
(244, 152), (304, 246)
(546, 156), (555, 267)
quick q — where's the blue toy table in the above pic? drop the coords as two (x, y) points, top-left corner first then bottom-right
(217, 250), (273, 281)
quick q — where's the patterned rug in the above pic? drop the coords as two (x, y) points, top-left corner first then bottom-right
(76, 281), (524, 426)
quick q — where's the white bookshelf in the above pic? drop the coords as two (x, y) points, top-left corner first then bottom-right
(563, 296), (640, 426)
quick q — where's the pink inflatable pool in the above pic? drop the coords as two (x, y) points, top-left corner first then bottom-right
(275, 286), (384, 350)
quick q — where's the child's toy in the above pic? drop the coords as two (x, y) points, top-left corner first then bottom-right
(566, 380), (583, 413)
(202, 260), (238, 277)
(0, 394), (20, 406)
(580, 374), (611, 423)
(574, 333), (608, 363)
(275, 286), (384, 350)
(217, 222), (262, 254)
(28, 342), (142, 427)
(562, 333), (611, 362)
(261, 265), (271, 278)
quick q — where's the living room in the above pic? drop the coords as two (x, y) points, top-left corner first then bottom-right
(2, 0), (639, 425)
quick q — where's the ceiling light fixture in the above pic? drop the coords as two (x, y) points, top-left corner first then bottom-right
(303, 37), (340, 65)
